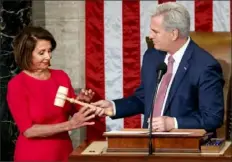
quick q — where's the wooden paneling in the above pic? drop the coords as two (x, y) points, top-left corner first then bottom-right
(190, 32), (231, 138)
(69, 141), (232, 162)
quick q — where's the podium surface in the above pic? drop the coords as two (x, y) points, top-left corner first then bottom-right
(69, 140), (232, 162)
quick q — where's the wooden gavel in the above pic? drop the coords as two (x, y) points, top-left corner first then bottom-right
(54, 86), (113, 116)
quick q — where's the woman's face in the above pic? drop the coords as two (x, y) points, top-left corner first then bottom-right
(30, 39), (52, 71)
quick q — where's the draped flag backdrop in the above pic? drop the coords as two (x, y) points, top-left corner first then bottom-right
(85, 0), (232, 141)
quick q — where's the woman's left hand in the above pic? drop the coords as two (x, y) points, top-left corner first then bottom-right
(76, 89), (95, 103)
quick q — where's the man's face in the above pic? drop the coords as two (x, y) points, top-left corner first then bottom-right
(149, 15), (173, 51)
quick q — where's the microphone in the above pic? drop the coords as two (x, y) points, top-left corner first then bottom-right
(156, 63), (167, 84)
(148, 62), (167, 155)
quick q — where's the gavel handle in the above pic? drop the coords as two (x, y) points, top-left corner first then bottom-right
(65, 97), (113, 116)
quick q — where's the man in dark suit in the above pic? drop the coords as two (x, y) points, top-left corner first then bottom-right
(92, 2), (224, 133)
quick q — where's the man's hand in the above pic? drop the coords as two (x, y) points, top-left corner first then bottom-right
(76, 89), (95, 103)
(148, 116), (175, 132)
(91, 100), (114, 117)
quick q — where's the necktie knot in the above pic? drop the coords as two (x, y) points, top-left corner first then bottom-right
(168, 55), (175, 64)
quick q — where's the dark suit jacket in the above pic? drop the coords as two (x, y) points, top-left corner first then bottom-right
(112, 39), (225, 132)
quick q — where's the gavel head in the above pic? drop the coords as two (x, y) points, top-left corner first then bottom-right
(54, 86), (69, 107)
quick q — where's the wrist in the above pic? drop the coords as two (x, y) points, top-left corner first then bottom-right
(65, 121), (72, 131)
(166, 117), (175, 131)
(109, 101), (116, 116)
(170, 117), (175, 130)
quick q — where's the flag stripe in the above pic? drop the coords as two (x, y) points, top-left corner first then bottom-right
(177, 1), (195, 31)
(104, 1), (124, 131)
(231, 0), (232, 31)
(140, 1), (158, 60)
(213, 1), (231, 32)
(85, 0), (105, 142)
(158, 0), (176, 4)
(123, 0), (141, 128)
(195, 0), (213, 32)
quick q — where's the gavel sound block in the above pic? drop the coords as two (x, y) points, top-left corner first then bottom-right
(103, 129), (207, 153)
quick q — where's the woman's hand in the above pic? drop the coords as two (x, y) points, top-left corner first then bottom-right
(68, 106), (95, 130)
(76, 89), (95, 103)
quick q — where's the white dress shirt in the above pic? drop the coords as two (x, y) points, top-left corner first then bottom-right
(159, 37), (190, 128)
(112, 37), (191, 128)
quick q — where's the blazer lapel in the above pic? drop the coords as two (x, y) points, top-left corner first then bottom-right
(163, 40), (194, 115)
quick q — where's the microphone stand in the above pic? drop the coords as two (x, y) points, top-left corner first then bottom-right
(148, 70), (164, 155)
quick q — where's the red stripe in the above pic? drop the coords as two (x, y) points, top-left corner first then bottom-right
(231, 0), (232, 31)
(122, 0), (141, 128)
(195, 0), (213, 32)
(158, 0), (176, 4)
(85, 0), (105, 142)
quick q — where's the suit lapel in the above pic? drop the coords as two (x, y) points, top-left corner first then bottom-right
(163, 40), (194, 115)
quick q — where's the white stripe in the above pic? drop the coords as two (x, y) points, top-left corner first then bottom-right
(140, 0), (158, 127)
(140, 1), (158, 62)
(213, 1), (230, 32)
(177, 1), (195, 31)
(104, 1), (124, 131)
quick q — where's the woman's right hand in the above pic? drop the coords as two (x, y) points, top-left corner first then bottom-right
(68, 106), (95, 130)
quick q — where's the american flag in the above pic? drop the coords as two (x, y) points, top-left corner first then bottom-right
(85, 0), (231, 142)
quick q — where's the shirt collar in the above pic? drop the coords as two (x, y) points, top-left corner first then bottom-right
(165, 37), (191, 63)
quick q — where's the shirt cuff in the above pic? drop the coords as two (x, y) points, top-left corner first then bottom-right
(110, 101), (116, 116)
(174, 117), (178, 129)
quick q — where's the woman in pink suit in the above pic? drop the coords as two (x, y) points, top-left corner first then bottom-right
(7, 26), (95, 161)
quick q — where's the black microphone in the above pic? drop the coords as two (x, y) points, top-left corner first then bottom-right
(156, 63), (167, 84)
(148, 62), (167, 155)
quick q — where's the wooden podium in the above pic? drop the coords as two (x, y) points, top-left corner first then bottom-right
(104, 129), (207, 153)
(69, 129), (232, 162)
